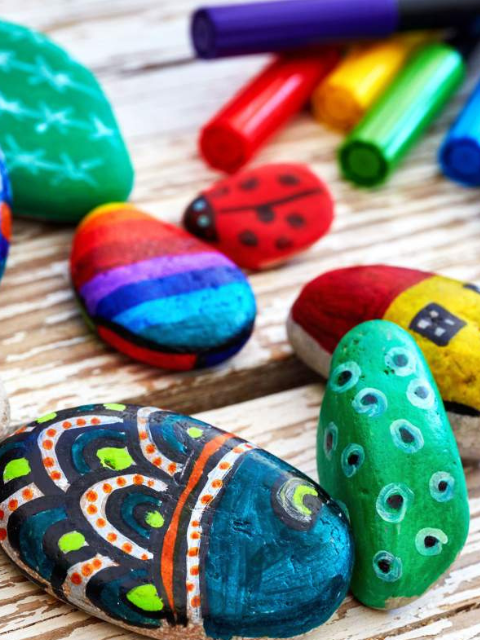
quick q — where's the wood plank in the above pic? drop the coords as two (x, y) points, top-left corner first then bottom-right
(0, 384), (479, 640)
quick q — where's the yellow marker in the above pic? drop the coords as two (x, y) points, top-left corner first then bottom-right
(312, 33), (432, 131)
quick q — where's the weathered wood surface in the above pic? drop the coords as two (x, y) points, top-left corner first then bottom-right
(1, 0), (480, 638)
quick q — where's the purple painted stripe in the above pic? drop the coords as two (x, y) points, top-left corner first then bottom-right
(80, 251), (232, 315)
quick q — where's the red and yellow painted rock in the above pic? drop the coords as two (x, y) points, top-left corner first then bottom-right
(288, 265), (480, 457)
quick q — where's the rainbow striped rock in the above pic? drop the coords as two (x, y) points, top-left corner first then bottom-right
(0, 404), (353, 639)
(288, 264), (480, 458)
(0, 155), (12, 282)
(71, 205), (257, 370)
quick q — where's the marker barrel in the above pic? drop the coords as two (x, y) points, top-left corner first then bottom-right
(339, 42), (465, 187)
(192, 0), (398, 59)
(313, 34), (430, 131)
(199, 50), (340, 174)
(191, 0), (480, 59)
(440, 78), (480, 186)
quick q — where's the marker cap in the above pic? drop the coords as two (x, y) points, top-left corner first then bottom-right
(339, 42), (466, 186)
(313, 33), (431, 131)
(199, 50), (340, 173)
(440, 78), (480, 186)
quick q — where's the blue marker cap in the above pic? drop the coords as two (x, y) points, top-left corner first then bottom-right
(440, 77), (480, 187)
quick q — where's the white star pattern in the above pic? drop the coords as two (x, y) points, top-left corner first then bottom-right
(0, 94), (26, 118)
(90, 115), (115, 141)
(50, 154), (103, 187)
(35, 104), (75, 134)
(0, 24), (118, 190)
(3, 135), (104, 186)
(28, 56), (71, 93)
(0, 51), (15, 71)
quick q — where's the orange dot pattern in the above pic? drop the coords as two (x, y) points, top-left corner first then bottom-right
(38, 414), (121, 491)
(0, 484), (43, 551)
(81, 473), (166, 562)
(185, 440), (256, 622)
(68, 555), (115, 591)
(136, 407), (183, 478)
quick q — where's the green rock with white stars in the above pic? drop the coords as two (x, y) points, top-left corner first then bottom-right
(0, 20), (134, 222)
(318, 319), (469, 609)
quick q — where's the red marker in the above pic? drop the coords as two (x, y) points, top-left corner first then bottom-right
(199, 49), (340, 174)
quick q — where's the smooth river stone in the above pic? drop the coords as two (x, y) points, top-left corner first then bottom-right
(0, 379), (10, 438)
(0, 404), (353, 639)
(0, 20), (133, 222)
(318, 320), (469, 610)
(183, 163), (334, 270)
(71, 204), (257, 370)
(288, 264), (480, 458)
(0, 156), (12, 281)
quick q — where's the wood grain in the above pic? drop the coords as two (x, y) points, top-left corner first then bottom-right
(0, 1), (480, 638)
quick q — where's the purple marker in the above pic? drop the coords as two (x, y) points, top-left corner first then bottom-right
(192, 0), (480, 59)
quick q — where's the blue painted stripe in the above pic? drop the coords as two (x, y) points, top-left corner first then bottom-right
(96, 265), (245, 320)
(114, 282), (256, 351)
(0, 235), (8, 261)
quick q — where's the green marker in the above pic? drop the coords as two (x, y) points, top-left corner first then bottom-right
(339, 37), (477, 187)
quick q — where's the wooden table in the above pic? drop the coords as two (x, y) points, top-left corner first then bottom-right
(1, 1), (480, 638)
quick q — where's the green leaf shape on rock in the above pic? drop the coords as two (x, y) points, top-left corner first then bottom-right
(0, 20), (134, 222)
(318, 319), (469, 610)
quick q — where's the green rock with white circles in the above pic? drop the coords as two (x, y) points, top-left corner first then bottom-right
(0, 20), (133, 222)
(318, 319), (469, 609)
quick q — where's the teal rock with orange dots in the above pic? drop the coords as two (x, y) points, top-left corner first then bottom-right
(0, 20), (133, 222)
(0, 154), (12, 281)
(318, 320), (469, 610)
(0, 404), (353, 639)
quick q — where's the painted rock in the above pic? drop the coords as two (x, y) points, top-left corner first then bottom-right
(183, 164), (334, 270)
(0, 404), (353, 639)
(0, 20), (133, 222)
(0, 156), (12, 281)
(288, 264), (480, 458)
(71, 204), (257, 370)
(318, 320), (469, 609)
(0, 378), (10, 438)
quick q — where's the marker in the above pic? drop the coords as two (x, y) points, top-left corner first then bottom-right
(199, 50), (340, 174)
(312, 33), (431, 132)
(439, 77), (480, 186)
(339, 38), (476, 187)
(191, 0), (480, 59)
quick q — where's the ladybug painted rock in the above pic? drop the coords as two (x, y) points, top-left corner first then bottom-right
(183, 164), (334, 270)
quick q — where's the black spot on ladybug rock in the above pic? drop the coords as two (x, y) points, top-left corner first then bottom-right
(279, 174), (300, 186)
(239, 177), (259, 191)
(276, 237), (293, 250)
(286, 213), (305, 228)
(239, 230), (259, 247)
(257, 206), (275, 223)
(210, 186), (230, 199)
